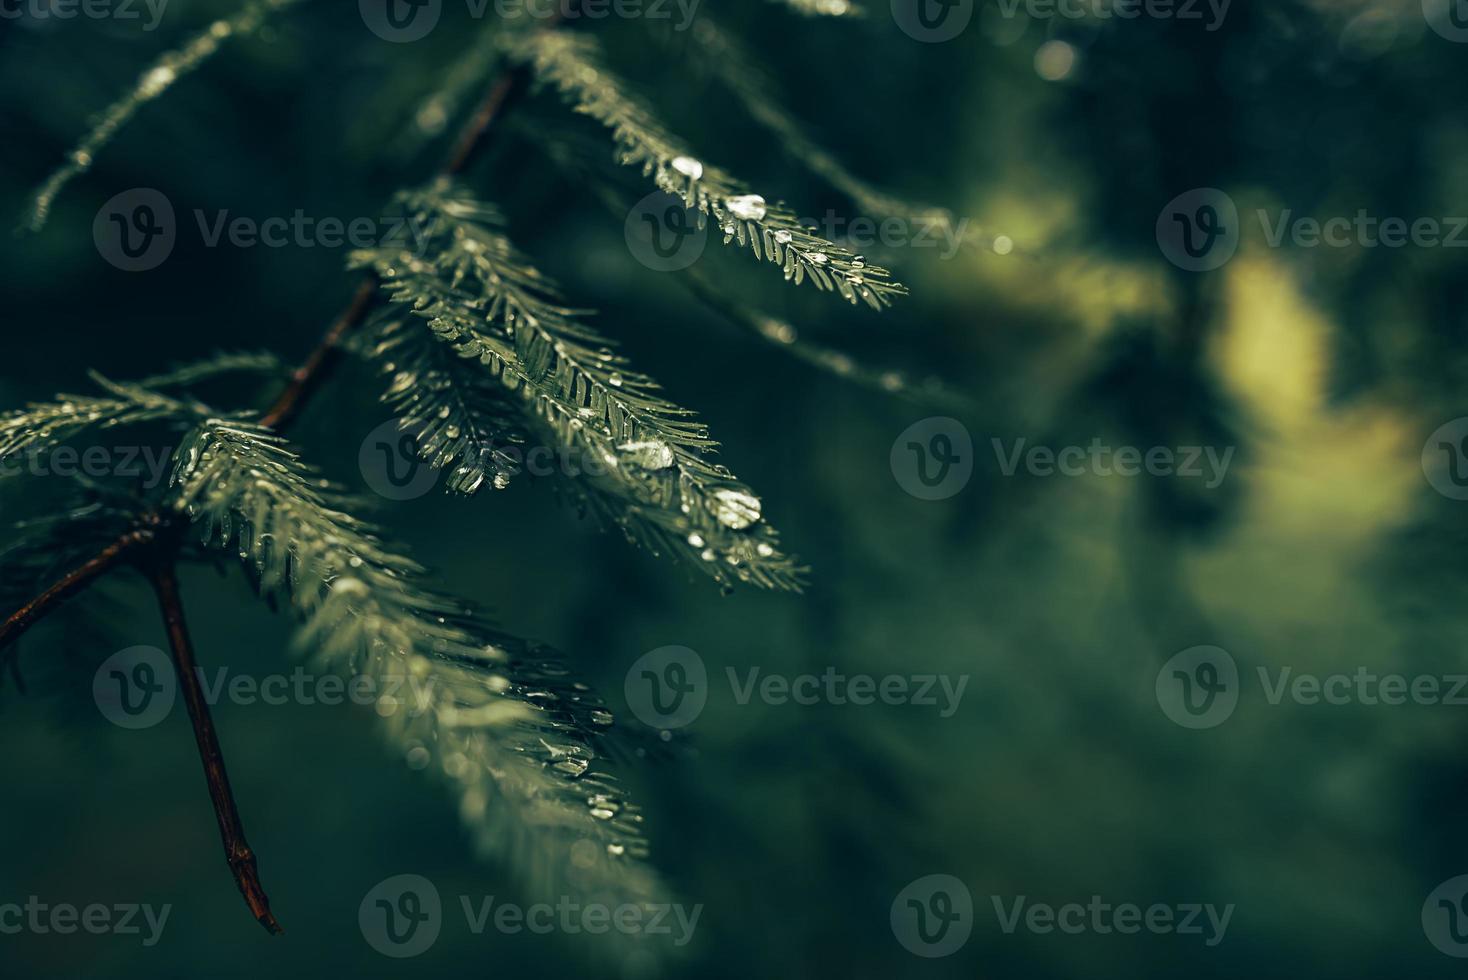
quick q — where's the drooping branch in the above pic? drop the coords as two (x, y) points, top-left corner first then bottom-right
(146, 554), (283, 935)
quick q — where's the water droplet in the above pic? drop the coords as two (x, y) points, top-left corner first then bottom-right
(711, 489), (762, 529)
(671, 155), (704, 180)
(774, 230), (793, 245)
(687, 532), (705, 548)
(808, 252), (830, 265)
(617, 439), (674, 469)
(608, 373), (624, 388)
(139, 66), (176, 98)
(756, 542), (775, 558)
(725, 194), (767, 221)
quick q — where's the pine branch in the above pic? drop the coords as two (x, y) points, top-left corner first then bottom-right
(366, 310), (531, 494)
(139, 351), (286, 391)
(22, 0), (303, 231)
(526, 120), (977, 409)
(0, 373), (204, 465)
(351, 182), (806, 591)
(167, 419), (664, 903)
(506, 31), (907, 310)
(686, 17), (1010, 256)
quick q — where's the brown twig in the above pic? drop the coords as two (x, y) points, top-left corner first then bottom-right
(0, 527), (156, 658)
(443, 68), (525, 176)
(147, 555), (282, 935)
(258, 280), (377, 430)
(262, 39), (547, 430)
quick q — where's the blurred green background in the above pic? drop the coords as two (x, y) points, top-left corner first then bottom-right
(4, 0), (1468, 976)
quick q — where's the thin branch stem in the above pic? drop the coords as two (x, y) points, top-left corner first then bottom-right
(260, 37), (550, 429)
(148, 556), (283, 935)
(443, 58), (535, 176)
(0, 527), (155, 657)
(258, 280), (377, 429)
